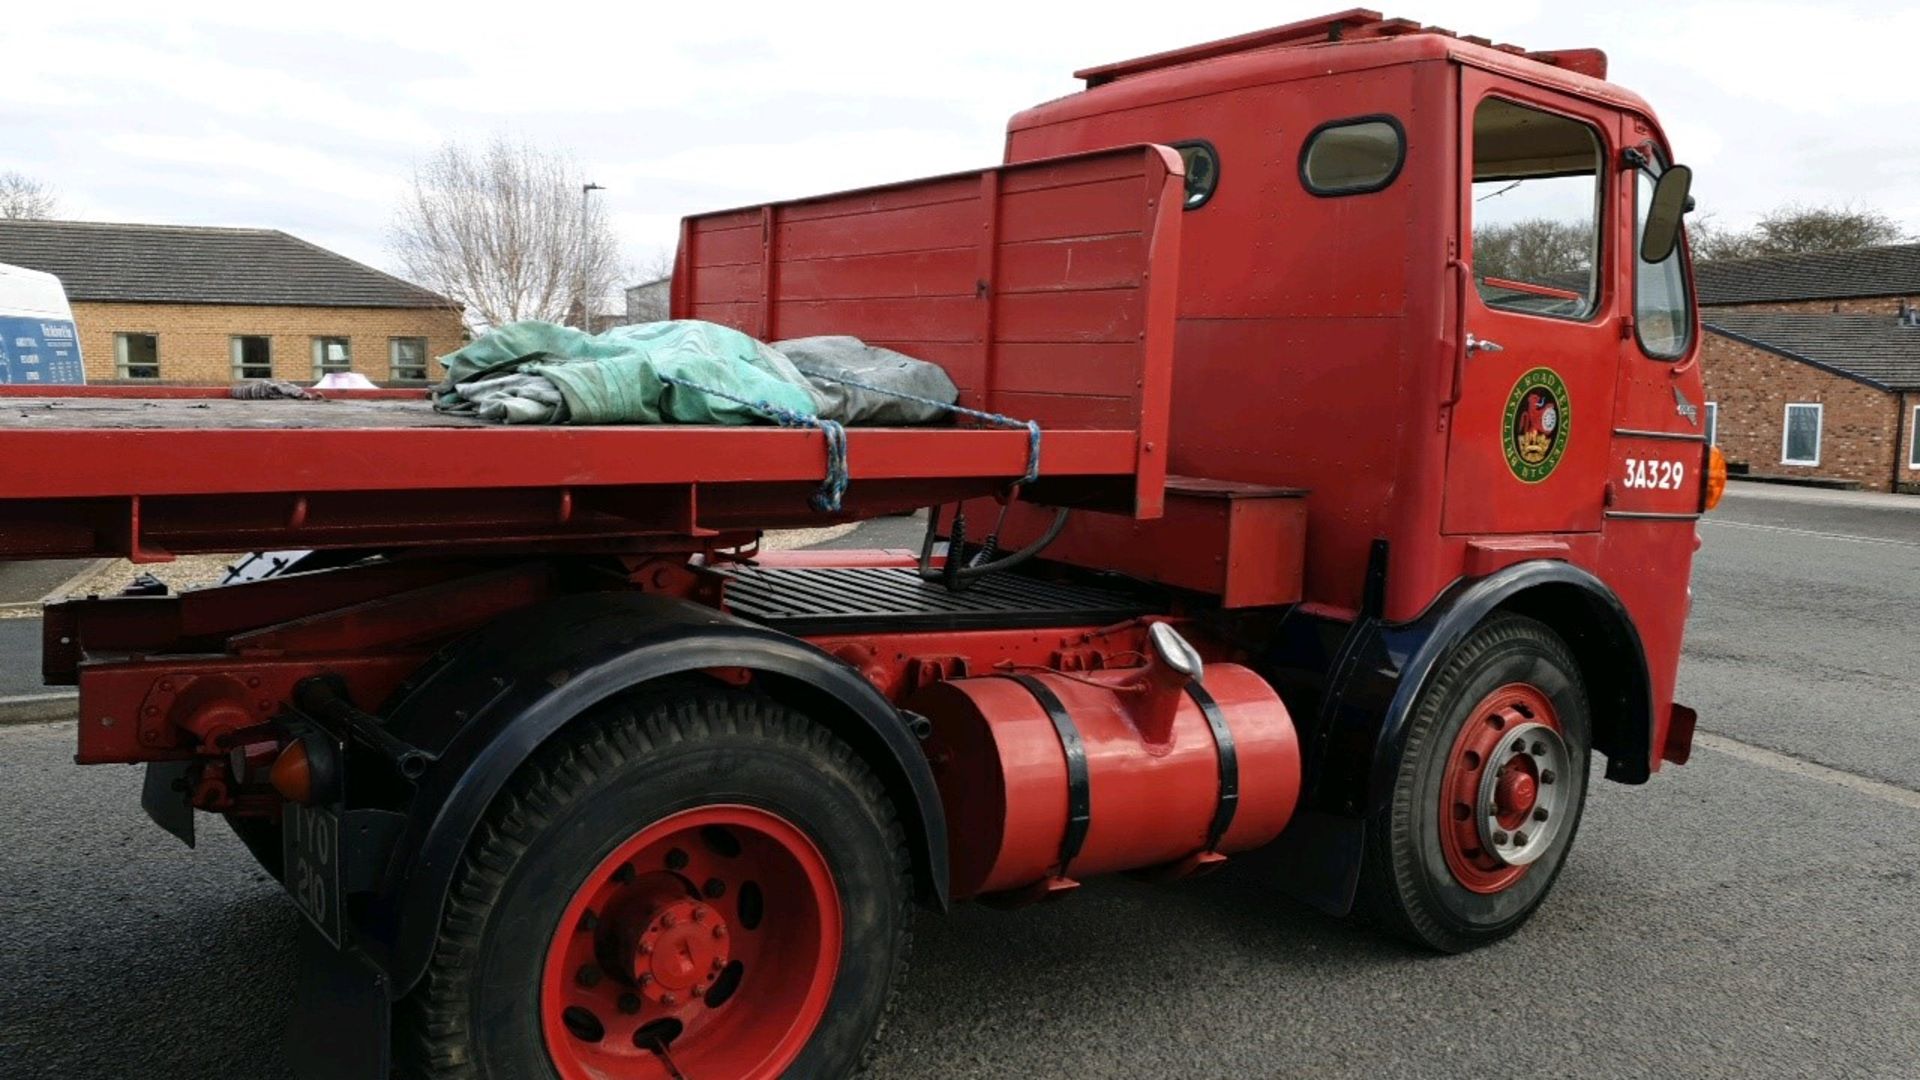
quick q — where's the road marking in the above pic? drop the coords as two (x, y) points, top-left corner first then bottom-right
(1695, 732), (1920, 812)
(1700, 518), (1920, 548)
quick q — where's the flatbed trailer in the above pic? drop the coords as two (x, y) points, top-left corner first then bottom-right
(12, 13), (1724, 1079)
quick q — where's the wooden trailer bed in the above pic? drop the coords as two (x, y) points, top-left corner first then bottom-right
(0, 145), (1181, 562)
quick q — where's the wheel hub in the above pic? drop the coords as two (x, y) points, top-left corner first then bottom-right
(625, 897), (731, 1002)
(539, 804), (842, 1080)
(1438, 684), (1570, 894)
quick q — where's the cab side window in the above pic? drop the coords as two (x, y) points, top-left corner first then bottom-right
(1634, 159), (1693, 358)
(1470, 98), (1605, 320)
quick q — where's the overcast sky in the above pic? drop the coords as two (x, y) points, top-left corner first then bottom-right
(10, 0), (1920, 292)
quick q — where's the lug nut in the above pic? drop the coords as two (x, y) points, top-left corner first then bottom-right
(1492, 830), (1510, 846)
(1540, 769), (1557, 785)
(666, 848), (689, 871)
(1513, 831), (1529, 846)
(1533, 808), (1550, 822)
(1531, 740), (1546, 755)
(638, 942), (653, 956)
(660, 912), (676, 929)
(692, 907), (707, 923)
(713, 925), (727, 939)
(638, 973), (654, 987)
(662, 993), (678, 1007)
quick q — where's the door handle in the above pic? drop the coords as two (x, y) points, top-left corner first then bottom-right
(1466, 333), (1504, 356)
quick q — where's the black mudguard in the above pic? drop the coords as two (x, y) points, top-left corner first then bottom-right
(1261, 559), (1653, 916)
(289, 591), (946, 1079)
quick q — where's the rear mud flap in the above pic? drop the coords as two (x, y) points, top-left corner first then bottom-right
(290, 924), (391, 1080)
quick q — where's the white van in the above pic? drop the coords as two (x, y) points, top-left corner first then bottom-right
(0, 262), (85, 385)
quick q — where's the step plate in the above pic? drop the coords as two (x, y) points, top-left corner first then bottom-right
(716, 565), (1155, 635)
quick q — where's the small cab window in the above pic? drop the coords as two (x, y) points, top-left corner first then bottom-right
(1172, 141), (1219, 210)
(1470, 98), (1605, 320)
(1300, 117), (1403, 195)
(1633, 152), (1693, 358)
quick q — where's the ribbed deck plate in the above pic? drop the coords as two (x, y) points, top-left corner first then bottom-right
(717, 565), (1155, 634)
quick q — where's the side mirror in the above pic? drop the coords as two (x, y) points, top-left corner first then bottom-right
(1641, 163), (1693, 263)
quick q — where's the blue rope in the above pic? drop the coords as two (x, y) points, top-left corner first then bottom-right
(792, 366), (1042, 486)
(659, 375), (849, 512)
(660, 364), (1046, 513)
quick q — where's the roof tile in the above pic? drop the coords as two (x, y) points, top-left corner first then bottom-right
(1705, 311), (1920, 390)
(0, 220), (453, 310)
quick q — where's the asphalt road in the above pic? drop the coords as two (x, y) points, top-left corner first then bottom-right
(2, 485), (1917, 1078)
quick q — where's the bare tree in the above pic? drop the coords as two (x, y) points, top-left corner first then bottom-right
(390, 139), (622, 330)
(1473, 218), (1593, 284)
(1691, 202), (1908, 262)
(0, 172), (59, 220)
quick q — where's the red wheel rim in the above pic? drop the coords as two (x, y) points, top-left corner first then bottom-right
(540, 805), (842, 1079)
(1438, 683), (1567, 894)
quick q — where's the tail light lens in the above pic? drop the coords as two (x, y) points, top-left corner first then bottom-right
(1703, 445), (1727, 511)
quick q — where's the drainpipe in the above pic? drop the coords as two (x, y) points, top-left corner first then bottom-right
(1895, 390), (1911, 494)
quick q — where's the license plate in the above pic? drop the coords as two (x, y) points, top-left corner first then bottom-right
(283, 801), (344, 946)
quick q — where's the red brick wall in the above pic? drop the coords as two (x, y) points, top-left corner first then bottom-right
(1699, 331), (1902, 490)
(1711, 296), (1920, 316)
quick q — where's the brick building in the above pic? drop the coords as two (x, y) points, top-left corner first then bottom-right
(0, 220), (465, 386)
(1698, 244), (1920, 492)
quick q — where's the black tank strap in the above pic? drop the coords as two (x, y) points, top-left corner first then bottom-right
(1004, 674), (1091, 877)
(1184, 681), (1240, 852)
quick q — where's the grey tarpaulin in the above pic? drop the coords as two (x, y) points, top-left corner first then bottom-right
(773, 336), (959, 425)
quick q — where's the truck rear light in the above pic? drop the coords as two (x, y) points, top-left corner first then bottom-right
(1703, 446), (1727, 511)
(271, 735), (334, 805)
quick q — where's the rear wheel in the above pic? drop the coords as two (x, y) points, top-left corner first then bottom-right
(399, 685), (914, 1079)
(1357, 614), (1591, 953)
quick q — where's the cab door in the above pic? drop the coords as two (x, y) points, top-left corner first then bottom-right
(1442, 69), (1620, 535)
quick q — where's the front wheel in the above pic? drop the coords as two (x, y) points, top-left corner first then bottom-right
(399, 685), (914, 1079)
(1357, 614), (1591, 953)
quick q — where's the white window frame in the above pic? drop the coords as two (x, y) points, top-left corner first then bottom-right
(1910, 405), (1920, 469)
(1781, 402), (1822, 466)
(1704, 401), (1718, 447)
(230, 335), (272, 380)
(113, 332), (160, 380)
(312, 336), (352, 377)
(388, 337), (429, 383)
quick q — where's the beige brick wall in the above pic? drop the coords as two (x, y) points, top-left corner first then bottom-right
(1700, 332), (1904, 490)
(71, 301), (466, 385)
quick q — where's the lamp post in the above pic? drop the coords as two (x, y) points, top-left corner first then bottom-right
(579, 182), (605, 330)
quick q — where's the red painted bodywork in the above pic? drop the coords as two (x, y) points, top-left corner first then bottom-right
(999, 15), (1704, 773)
(910, 661), (1300, 899)
(9, 15), (1702, 917)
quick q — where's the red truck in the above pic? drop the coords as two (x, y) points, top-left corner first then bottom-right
(7, 11), (1724, 1078)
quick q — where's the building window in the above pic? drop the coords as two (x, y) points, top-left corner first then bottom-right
(1781, 403), (1822, 466)
(389, 337), (429, 383)
(231, 336), (272, 380)
(312, 337), (351, 377)
(114, 333), (159, 380)
(1300, 116), (1405, 196)
(1470, 97), (1605, 321)
(1911, 405), (1920, 469)
(1704, 401), (1718, 447)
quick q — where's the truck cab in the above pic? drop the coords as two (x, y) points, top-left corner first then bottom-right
(1002, 11), (1709, 786)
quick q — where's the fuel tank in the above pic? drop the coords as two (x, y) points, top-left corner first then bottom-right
(908, 643), (1300, 901)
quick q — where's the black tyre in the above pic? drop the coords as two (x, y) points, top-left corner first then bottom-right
(1356, 614), (1591, 953)
(397, 684), (914, 1079)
